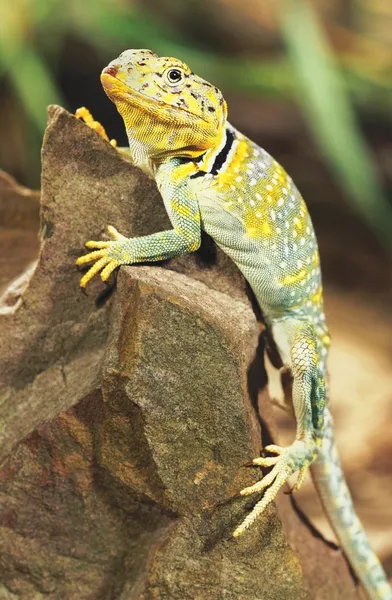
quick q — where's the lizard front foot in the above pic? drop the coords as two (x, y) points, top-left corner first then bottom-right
(233, 439), (319, 537)
(75, 225), (130, 288)
(75, 107), (117, 147)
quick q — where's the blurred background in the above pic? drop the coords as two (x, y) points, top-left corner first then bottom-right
(0, 0), (392, 580)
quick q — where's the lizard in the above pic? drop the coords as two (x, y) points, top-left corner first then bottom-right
(75, 49), (392, 600)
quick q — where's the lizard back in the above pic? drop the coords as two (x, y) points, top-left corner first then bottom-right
(189, 125), (330, 361)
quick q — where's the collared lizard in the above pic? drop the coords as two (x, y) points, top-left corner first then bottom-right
(75, 49), (391, 599)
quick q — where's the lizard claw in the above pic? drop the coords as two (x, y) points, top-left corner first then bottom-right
(264, 445), (283, 455)
(244, 456), (280, 468)
(106, 225), (126, 241)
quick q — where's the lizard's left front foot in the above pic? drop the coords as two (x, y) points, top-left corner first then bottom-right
(76, 225), (130, 288)
(233, 439), (319, 537)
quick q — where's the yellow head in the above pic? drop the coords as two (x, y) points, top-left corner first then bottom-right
(101, 49), (227, 162)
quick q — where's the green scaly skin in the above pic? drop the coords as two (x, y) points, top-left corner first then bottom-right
(76, 49), (391, 599)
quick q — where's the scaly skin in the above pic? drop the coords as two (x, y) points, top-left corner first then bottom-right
(76, 50), (391, 599)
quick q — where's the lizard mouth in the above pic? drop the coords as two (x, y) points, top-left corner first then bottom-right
(100, 72), (209, 124)
(100, 72), (131, 97)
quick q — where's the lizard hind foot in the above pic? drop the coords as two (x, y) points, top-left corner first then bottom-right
(233, 439), (318, 538)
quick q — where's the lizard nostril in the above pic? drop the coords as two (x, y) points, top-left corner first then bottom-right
(103, 65), (119, 77)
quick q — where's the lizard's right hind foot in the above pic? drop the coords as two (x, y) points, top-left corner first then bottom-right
(233, 439), (319, 538)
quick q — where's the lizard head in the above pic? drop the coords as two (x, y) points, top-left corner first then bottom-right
(101, 49), (227, 161)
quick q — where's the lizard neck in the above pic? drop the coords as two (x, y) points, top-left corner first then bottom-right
(129, 123), (237, 180)
(126, 128), (229, 179)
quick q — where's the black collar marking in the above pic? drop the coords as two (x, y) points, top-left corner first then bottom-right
(189, 128), (235, 180)
(190, 169), (207, 179)
(210, 129), (235, 175)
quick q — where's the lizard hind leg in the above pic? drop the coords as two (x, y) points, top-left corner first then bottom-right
(233, 319), (326, 537)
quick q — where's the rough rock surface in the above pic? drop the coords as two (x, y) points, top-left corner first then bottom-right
(0, 106), (362, 599)
(0, 171), (40, 295)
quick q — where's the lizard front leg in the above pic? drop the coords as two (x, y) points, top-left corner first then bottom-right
(234, 320), (326, 536)
(76, 169), (201, 287)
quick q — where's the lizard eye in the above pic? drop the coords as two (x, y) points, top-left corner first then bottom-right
(165, 68), (183, 85)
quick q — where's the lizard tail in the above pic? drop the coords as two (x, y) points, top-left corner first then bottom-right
(310, 407), (392, 600)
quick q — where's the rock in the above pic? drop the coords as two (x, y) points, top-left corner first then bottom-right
(0, 171), (40, 295)
(0, 170), (40, 231)
(0, 106), (361, 599)
(0, 104), (248, 462)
